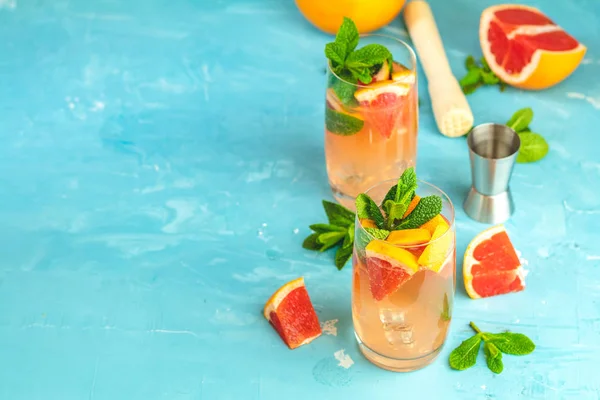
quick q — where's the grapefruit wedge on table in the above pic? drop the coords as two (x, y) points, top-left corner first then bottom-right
(263, 277), (322, 349)
(480, 4), (586, 89)
(463, 225), (525, 299)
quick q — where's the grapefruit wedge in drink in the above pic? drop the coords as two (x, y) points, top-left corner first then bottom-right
(480, 4), (586, 89)
(463, 225), (526, 299)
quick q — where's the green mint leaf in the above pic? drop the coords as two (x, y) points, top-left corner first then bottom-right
(484, 342), (504, 374)
(459, 68), (482, 89)
(449, 334), (482, 371)
(302, 233), (322, 251)
(462, 82), (482, 95)
(486, 332), (535, 355)
(516, 132), (549, 163)
(335, 17), (359, 54)
(481, 57), (491, 72)
(347, 44), (393, 66)
(322, 200), (355, 227)
(334, 243), (353, 270)
(506, 107), (534, 132)
(465, 55), (478, 71)
(342, 224), (355, 249)
(364, 227), (390, 240)
(384, 201), (410, 227)
(317, 231), (346, 251)
(441, 293), (451, 321)
(325, 42), (347, 67)
(381, 167), (417, 217)
(331, 70), (358, 105)
(355, 193), (385, 228)
(395, 195), (442, 230)
(520, 127), (531, 133)
(326, 108), (364, 136)
(309, 223), (346, 233)
(481, 70), (500, 85)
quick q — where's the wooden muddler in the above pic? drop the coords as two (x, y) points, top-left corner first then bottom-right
(404, 0), (474, 137)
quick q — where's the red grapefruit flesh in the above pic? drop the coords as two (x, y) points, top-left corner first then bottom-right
(354, 80), (411, 138)
(263, 277), (322, 349)
(365, 241), (419, 301)
(463, 225), (525, 299)
(480, 4), (586, 89)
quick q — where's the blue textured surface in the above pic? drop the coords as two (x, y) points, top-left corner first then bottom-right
(1, 0), (600, 399)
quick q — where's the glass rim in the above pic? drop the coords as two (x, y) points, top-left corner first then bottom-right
(356, 178), (456, 251)
(327, 33), (417, 88)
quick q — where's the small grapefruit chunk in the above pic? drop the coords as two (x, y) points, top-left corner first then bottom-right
(365, 240), (419, 301)
(463, 225), (525, 299)
(263, 277), (322, 349)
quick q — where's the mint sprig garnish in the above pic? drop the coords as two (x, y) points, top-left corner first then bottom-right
(381, 167), (417, 229)
(460, 55), (505, 95)
(395, 195), (442, 230)
(302, 200), (356, 270)
(505, 108), (549, 163)
(356, 193), (385, 229)
(325, 17), (393, 99)
(449, 322), (535, 374)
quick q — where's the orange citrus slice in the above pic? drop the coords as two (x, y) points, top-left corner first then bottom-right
(402, 194), (421, 218)
(359, 218), (378, 229)
(419, 214), (449, 236)
(365, 240), (419, 301)
(463, 225), (526, 299)
(263, 277), (322, 349)
(391, 61), (416, 85)
(386, 228), (431, 246)
(480, 4), (586, 90)
(417, 223), (453, 273)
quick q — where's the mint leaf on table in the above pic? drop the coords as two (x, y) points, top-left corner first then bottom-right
(335, 243), (353, 270)
(484, 342), (504, 374)
(322, 200), (354, 227)
(450, 322), (535, 374)
(486, 332), (536, 355)
(325, 108), (364, 136)
(364, 227), (390, 240)
(355, 193), (385, 228)
(459, 55), (504, 95)
(302, 233), (322, 250)
(303, 200), (356, 270)
(317, 231), (347, 251)
(506, 107), (533, 132)
(309, 223), (346, 233)
(449, 334), (482, 371)
(395, 195), (442, 230)
(516, 132), (549, 163)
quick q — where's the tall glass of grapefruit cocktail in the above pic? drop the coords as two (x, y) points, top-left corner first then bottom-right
(351, 172), (455, 372)
(325, 33), (418, 211)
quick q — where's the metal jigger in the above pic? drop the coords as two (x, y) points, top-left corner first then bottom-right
(463, 123), (521, 224)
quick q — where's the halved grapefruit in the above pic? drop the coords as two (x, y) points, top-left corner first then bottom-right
(354, 80), (411, 138)
(263, 277), (322, 349)
(463, 225), (526, 299)
(480, 4), (586, 90)
(365, 240), (419, 301)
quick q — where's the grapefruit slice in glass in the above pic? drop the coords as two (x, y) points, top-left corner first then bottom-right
(263, 277), (322, 349)
(480, 4), (586, 89)
(354, 80), (411, 138)
(365, 240), (419, 301)
(463, 225), (526, 299)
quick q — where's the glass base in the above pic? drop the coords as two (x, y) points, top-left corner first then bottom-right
(330, 185), (357, 212)
(355, 332), (443, 372)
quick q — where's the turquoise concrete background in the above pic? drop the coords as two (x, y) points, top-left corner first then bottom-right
(1, 0), (599, 399)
